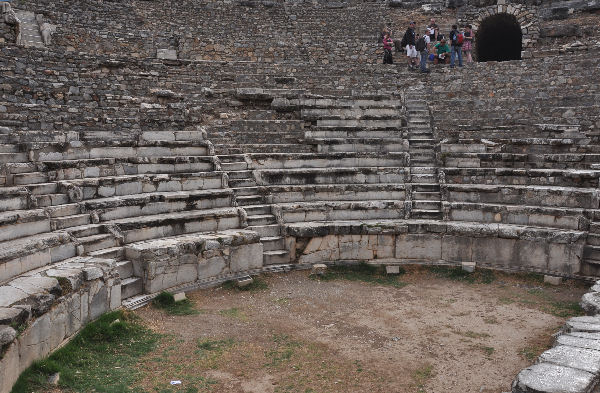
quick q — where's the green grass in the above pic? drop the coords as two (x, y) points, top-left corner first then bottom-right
(519, 346), (543, 362)
(11, 310), (160, 393)
(152, 292), (200, 316)
(312, 262), (408, 288)
(219, 307), (245, 319)
(264, 334), (301, 368)
(221, 276), (268, 292)
(428, 266), (495, 284)
(196, 338), (235, 358)
(413, 364), (435, 393)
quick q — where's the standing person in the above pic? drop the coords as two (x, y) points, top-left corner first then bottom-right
(382, 31), (394, 64)
(449, 24), (463, 68)
(427, 18), (438, 42)
(463, 24), (474, 64)
(401, 21), (418, 70)
(416, 28), (431, 73)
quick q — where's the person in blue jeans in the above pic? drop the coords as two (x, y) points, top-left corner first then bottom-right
(449, 24), (463, 68)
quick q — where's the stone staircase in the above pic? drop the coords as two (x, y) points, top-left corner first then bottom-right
(217, 154), (291, 266)
(582, 212), (600, 276)
(405, 95), (443, 220)
(14, 10), (44, 48)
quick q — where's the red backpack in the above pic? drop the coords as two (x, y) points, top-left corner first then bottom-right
(455, 32), (464, 45)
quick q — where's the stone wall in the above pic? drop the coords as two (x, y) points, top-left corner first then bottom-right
(0, 257), (121, 393)
(286, 221), (586, 276)
(124, 229), (263, 293)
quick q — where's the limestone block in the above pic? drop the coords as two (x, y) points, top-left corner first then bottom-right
(548, 243), (579, 275)
(441, 236), (472, 262)
(557, 334), (600, 352)
(230, 243), (263, 272)
(0, 285), (29, 307)
(66, 293), (82, 337)
(539, 345), (600, 374)
(9, 276), (59, 296)
(48, 302), (67, 350)
(580, 292), (600, 315)
(18, 313), (51, 373)
(198, 254), (227, 280)
(88, 282), (108, 320)
(462, 262), (476, 273)
(471, 237), (516, 267)
(566, 316), (600, 333)
(0, 342), (20, 393)
(0, 325), (16, 345)
(512, 362), (595, 393)
(396, 234), (441, 261)
(386, 265), (401, 274)
(544, 275), (563, 285)
(515, 240), (548, 270)
(0, 307), (24, 325)
(173, 292), (186, 302)
(109, 284), (121, 310)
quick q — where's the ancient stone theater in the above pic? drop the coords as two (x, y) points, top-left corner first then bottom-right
(1, 0), (600, 391)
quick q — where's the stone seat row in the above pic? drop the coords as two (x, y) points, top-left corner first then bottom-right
(441, 151), (600, 170)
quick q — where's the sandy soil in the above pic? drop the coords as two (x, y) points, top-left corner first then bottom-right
(134, 268), (586, 393)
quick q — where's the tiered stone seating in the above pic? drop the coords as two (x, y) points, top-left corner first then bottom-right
(0, 129), (243, 299)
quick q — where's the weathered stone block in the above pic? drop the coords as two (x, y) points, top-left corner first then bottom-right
(395, 234), (442, 261)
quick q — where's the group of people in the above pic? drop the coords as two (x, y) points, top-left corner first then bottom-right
(381, 19), (475, 73)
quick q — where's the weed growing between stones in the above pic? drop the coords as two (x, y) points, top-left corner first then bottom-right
(219, 307), (246, 320)
(428, 265), (496, 284)
(11, 310), (160, 393)
(311, 262), (408, 288)
(152, 291), (200, 316)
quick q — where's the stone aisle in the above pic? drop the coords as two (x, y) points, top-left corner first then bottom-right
(405, 93), (443, 220)
(14, 10), (44, 48)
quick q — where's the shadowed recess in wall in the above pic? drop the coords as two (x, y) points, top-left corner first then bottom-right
(476, 13), (522, 62)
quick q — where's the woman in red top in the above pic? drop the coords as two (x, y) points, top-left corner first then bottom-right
(383, 32), (394, 64)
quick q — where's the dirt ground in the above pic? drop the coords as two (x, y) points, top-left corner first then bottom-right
(134, 267), (587, 393)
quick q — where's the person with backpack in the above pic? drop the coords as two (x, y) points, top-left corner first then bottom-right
(449, 24), (463, 68)
(382, 31), (394, 64)
(401, 21), (418, 70)
(416, 28), (431, 73)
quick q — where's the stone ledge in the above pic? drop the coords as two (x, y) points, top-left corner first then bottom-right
(0, 256), (121, 393)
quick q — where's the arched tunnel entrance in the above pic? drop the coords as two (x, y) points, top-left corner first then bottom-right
(476, 13), (522, 62)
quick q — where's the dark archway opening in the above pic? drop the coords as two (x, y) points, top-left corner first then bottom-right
(476, 13), (522, 62)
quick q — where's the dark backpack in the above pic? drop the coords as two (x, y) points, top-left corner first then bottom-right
(416, 36), (426, 52)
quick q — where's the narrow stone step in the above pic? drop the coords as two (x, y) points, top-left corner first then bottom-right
(227, 170), (253, 180)
(244, 204), (271, 215)
(52, 213), (91, 230)
(221, 161), (248, 171)
(411, 210), (443, 219)
(0, 144), (19, 153)
(229, 178), (256, 188)
(263, 249), (290, 265)
(233, 186), (260, 196)
(116, 260), (134, 279)
(78, 233), (118, 254)
(413, 200), (441, 210)
(261, 236), (286, 251)
(46, 203), (81, 218)
(28, 182), (58, 195)
(247, 214), (276, 226)
(0, 152), (28, 164)
(236, 195), (263, 205)
(584, 246), (600, 261)
(121, 277), (143, 299)
(89, 246), (124, 260)
(249, 224), (280, 237)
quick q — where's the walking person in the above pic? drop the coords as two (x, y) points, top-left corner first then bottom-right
(449, 24), (463, 68)
(463, 24), (474, 64)
(382, 31), (394, 64)
(401, 21), (418, 70)
(416, 28), (431, 73)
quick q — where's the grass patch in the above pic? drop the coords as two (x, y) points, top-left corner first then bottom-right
(428, 266), (495, 284)
(152, 292), (200, 316)
(519, 345), (544, 362)
(265, 334), (301, 368)
(454, 330), (491, 339)
(221, 276), (269, 292)
(544, 300), (584, 318)
(219, 307), (246, 320)
(11, 310), (159, 393)
(312, 262), (408, 288)
(196, 338), (235, 358)
(413, 363), (435, 393)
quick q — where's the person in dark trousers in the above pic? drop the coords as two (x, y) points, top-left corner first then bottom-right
(449, 24), (463, 68)
(416, 28), (431, 73)
(382, 31), (394, 64)
(401, 21), (418, 69)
